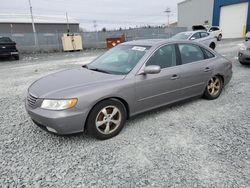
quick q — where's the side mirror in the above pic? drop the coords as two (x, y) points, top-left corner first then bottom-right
(190, 37), (196, 40)
(143, 65), (161, 74)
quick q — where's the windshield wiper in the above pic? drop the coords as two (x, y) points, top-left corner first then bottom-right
(88, 67), (111, 74)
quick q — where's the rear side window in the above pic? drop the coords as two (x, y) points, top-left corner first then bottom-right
(209, 27), (219, 32)
(178, 44), (205, 64)
(191, 32), (200, 40)
(200, 32), (209, 38)
(203, 48), (215, 59)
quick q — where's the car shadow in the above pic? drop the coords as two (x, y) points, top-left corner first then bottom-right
(126, 96), (201, 126)
(33, 96), (201, 143)
(0, 57), (17, 62)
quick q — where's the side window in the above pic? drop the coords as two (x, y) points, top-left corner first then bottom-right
(200, 32), (209, 38)
(178, 44), (205, 64)
(203, 48), (215, 59)
(190, 32), (200, 40)
(146, 44), (176, 69)
(209, 27), (219, 32)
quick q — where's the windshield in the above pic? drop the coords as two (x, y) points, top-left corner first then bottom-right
(0, 37), (12, 43)
(87, 45), (151, 74)
(171, 32), (192, 40)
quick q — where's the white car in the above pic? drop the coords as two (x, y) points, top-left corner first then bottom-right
(208, 26), (222, 41)
(192, 25), (222, 41)
(245, 31), (250, 41)
(171, 31), (217, 49)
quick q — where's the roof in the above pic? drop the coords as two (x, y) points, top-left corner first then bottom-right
(178, 0), (191, 5)
(122, 39), (169, 46)
(0, 14), (79, 24)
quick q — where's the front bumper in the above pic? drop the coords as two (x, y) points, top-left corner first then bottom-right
(238, 50), (250, 64)
(0, 51), (19, 57)
(25, 100), (87, 135)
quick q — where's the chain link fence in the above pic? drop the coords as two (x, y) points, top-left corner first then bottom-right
(0, 27), (187, 53)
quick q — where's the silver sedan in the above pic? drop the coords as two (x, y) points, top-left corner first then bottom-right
(171, 31), (217, 49)
(25, 39), (232, 140)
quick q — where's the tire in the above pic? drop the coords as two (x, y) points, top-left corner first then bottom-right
(203, 76), (223, 100)
(14, 55), (19, 60)
(240, 61), (250, 65)
(86, 99), (127, 140)
(209, 42), (216, 50)
(217, 34), (222, 41)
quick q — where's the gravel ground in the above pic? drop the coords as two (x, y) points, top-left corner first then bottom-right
(0, 40), (250, 187)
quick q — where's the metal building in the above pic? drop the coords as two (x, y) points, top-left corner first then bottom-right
(178, 0), (250, 38)
(0, 14), (80, 33)
(178, 0), (214, 30)
(212, 0), (250, 38)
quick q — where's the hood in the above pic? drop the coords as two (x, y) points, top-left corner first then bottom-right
(192, 25), (207, 31)
(28, 68), (126, 98)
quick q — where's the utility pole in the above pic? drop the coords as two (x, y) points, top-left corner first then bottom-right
(93, 20), (97, 32)
(164, 7), (171, 27)
(28, 0), (38, 47)
(66, 12), (70, 34)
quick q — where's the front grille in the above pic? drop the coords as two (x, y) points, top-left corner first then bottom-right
(27, 93), (38, 108)
(0, 45), (16, 52)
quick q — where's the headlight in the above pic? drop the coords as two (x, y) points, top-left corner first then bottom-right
(41, 98), (77, 110)
(240, 45), (247, 50)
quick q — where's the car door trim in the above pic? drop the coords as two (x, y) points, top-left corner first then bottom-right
(137, 82), (204, 102)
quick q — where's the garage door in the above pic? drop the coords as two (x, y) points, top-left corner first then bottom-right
(220, 2), (248, 38)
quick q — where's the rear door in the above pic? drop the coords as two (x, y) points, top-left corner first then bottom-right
(177, 43), (214, 98)
(196, 32), (211, 46)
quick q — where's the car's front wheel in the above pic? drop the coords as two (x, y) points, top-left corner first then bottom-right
(217, 34), (222, 41)
(203, 76), (223, 100)
(86, 99), (127, 140)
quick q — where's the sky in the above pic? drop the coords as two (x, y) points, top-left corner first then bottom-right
(1, 0), (183, 31)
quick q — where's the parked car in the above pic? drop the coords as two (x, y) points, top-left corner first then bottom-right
(238, 41), (250, 65)
(192, 25), (222, 41)
(0, 36), (19, 60)
(208, 26), (223, 41)
(171, 31), (217, 49)
(25, 39), (232, 140)
(245, 31), (250, 41)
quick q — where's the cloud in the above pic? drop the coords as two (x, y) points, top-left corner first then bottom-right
(1, 0), (180, 30)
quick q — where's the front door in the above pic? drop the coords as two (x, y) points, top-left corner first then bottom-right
(135, 44), (183, 113)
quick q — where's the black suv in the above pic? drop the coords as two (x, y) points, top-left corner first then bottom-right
(0, 36), (19, 60)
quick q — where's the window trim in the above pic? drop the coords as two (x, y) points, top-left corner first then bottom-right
(200, 32), (209, 38)
(190, 32), (201, 40)
(143, 43), (179, 70)
(177, 43), (206, 65)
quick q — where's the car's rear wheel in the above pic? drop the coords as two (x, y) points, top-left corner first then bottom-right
(86, 99), (127, 140)
(217, 34), (222, 41)
(203, 76), (223, 100)
(209, 42), (216, 50)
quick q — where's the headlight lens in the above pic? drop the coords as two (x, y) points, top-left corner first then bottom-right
(41, 98), (77, 110)
(240, 45), (247, 50)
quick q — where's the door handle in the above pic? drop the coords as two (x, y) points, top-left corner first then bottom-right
(171, 74), (179, 80)
(204, 67), (211, 72)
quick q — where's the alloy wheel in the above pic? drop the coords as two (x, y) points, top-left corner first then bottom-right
(207, 76), (221, 96)
(95, 106), (122, 135)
